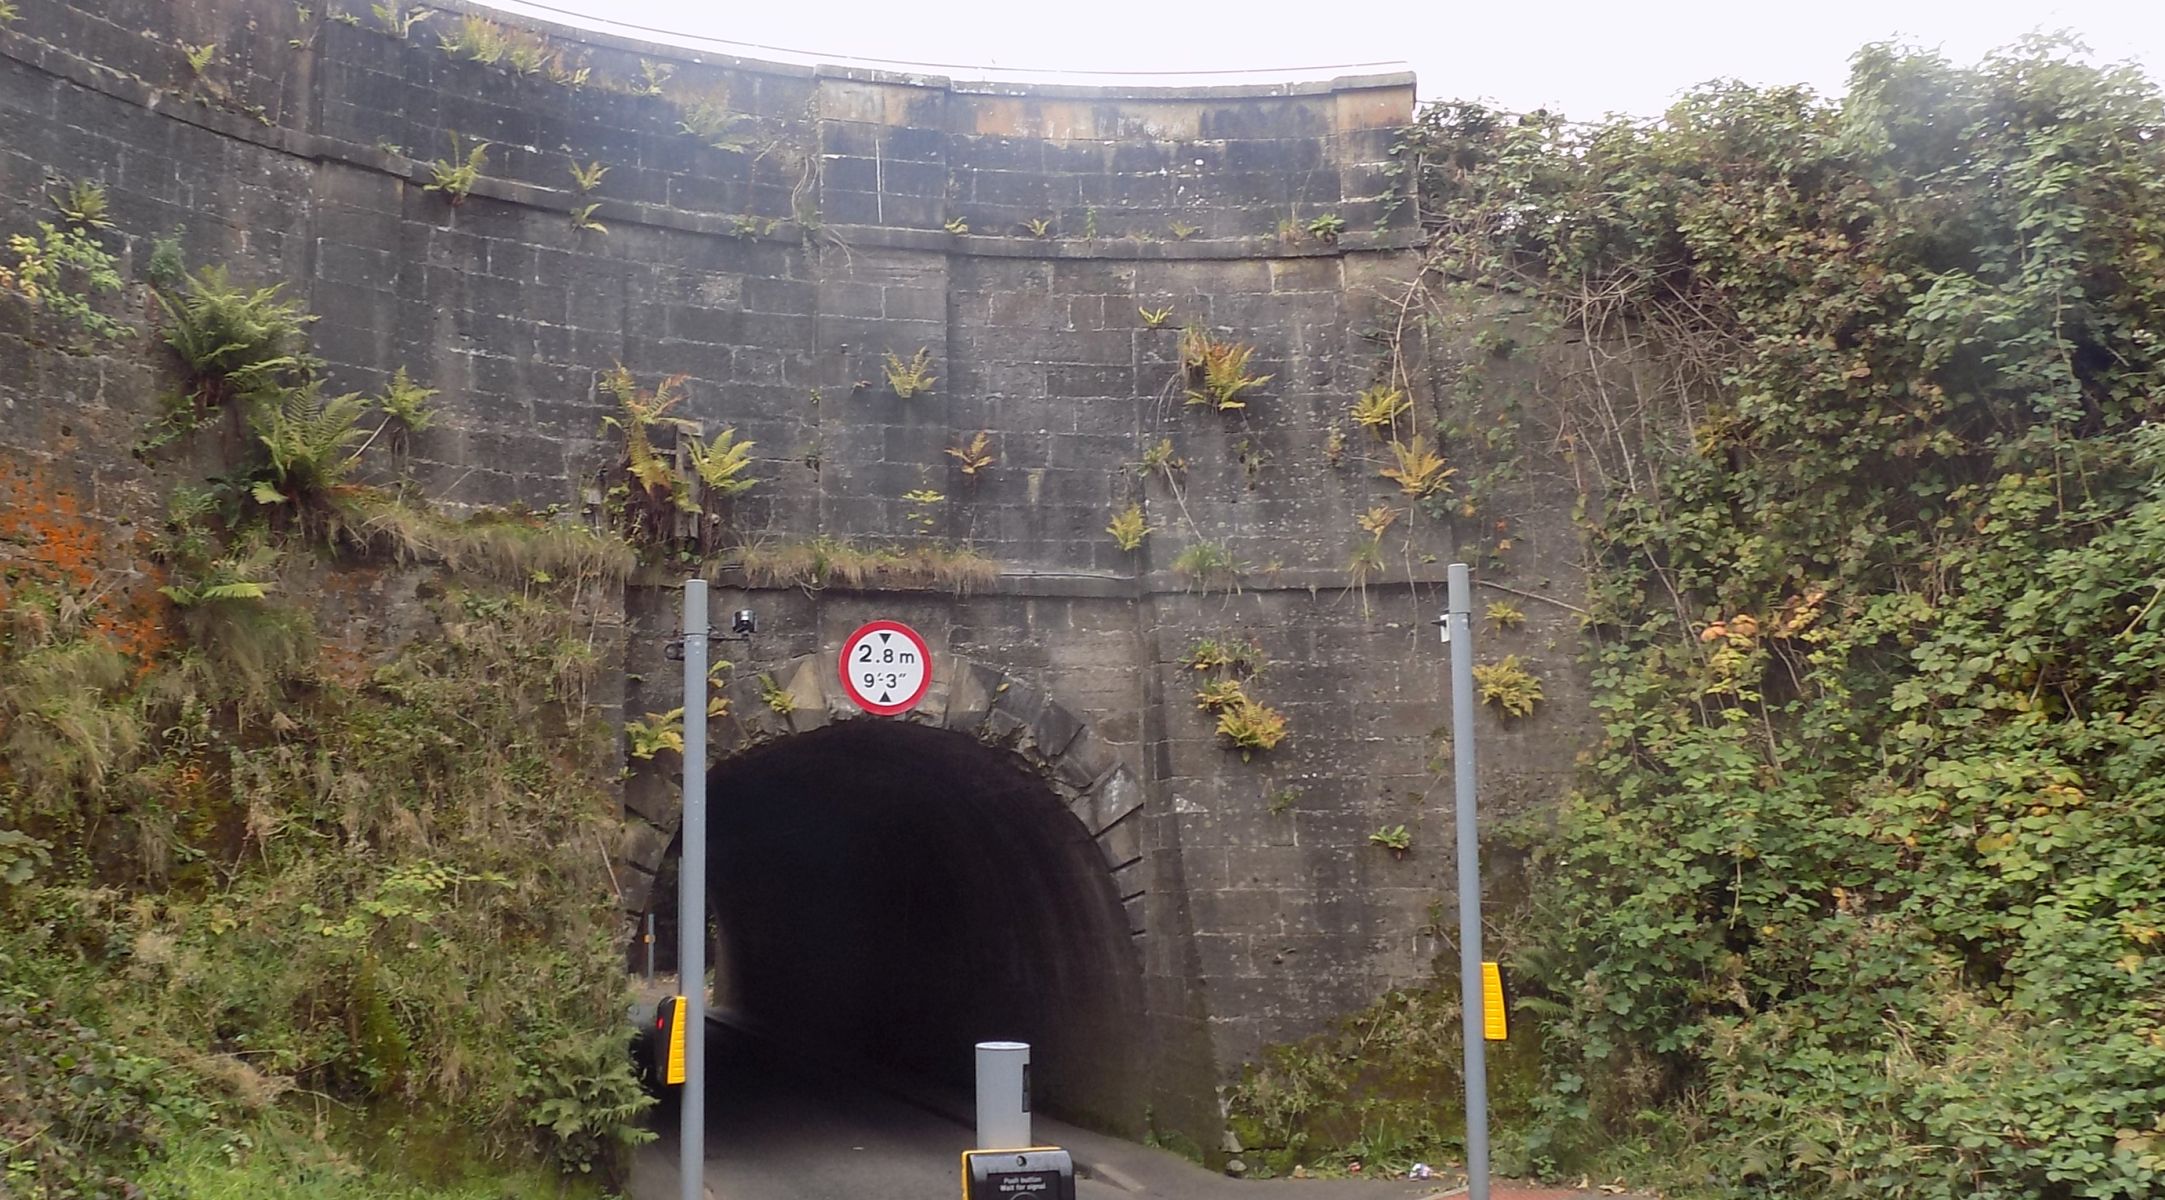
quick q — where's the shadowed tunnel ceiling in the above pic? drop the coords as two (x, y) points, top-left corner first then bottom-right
(695, 720), (1144, 1127)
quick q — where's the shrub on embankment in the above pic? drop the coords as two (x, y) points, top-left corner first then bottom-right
(1231, 37), (2165, 1199)
(1, 234), (647, 1194)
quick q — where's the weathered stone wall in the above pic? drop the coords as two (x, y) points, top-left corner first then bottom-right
(0, 0), (1593, 1133)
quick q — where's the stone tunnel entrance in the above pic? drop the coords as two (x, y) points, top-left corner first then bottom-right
(656, 717), (1146, 1132)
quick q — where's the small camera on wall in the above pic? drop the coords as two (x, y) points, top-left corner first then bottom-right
(730, 609), (757, 636)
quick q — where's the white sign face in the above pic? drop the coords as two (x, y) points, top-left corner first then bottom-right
(838, 620), (932, 715)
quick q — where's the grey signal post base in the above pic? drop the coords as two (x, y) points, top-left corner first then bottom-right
(1445, 563), (1490, 1200)
(975, 1041), (1031, 1149)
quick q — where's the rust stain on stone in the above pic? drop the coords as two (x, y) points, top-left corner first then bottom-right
(0, 457), (171, 669)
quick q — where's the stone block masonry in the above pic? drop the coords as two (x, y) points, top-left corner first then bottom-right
(0, 0), (1593, 1136)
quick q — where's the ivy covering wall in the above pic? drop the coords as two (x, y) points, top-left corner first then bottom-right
(1232, 37), (2165, 1199)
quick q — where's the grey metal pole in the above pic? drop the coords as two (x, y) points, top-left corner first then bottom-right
(679, 579), (707, 1200)
(645, 911), (655, 982)
(1447, 563), (1490, 1200)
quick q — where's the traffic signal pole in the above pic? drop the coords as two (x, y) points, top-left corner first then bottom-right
(1447, 563), (1490, 1200)
(680, 579), (708, 1200)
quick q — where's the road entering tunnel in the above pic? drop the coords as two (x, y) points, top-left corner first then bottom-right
(676, 719), (1144, 1132)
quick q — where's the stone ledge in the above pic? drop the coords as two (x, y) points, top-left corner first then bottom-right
(2, 23), (1422, 261)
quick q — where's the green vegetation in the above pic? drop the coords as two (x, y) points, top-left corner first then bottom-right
(140, 1123), (600, 1200)
(1379, 433), (1451, 497)
(599, 366), (694, 544)
(1346, 505), (1399, 615)
(687, 426), (759, 498)
(1203, 685), (1287, 760)
(1368, 824), (1411, 854)
(436, 14), (515, 65)
(373, 365), (437, 449)
(568, 158), (610, 192)
(1177, 326), (1272, 411)
(1344, 538), (1384, 605)
(372, 2), (428, 38)
(1, 219), (125, 345)
(1107, 503), (1149, 552)
(758, 673), (796, 717)
(1136, 436), (1184, 474)
(1470, 654), (1542, 718)
(1170, 540), (1237, 592)
(730, 214), (782, 239)
(625, 707), (685, 760)
(2, 243), (647, 1198)
(155, 265), (316, 410)
(53, 178), (114, 230)
(424, 135), (488, 205)
(676, 97), (754, 152)
(1483, 599), (1526, 630)
(882, 347), (937, 398)
(1228, 983), (1546, 1179)
(1349, 384), (1410, 432)
(1232, 37), (2165, 1200)
(1185, 635), (1264, 675)
(1187, 635), (1285, 760)
(632, 59), (673, 96)
(946, 431), (997, 476)
(1193, 677), (1248, 713)
(596, 367), (758, 558)
(734, 536), (999, 595)
(246, 385), (370, 530)
(901, 488), (946, 534)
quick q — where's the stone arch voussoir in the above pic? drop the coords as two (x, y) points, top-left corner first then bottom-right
(616, 653), (1147, 936)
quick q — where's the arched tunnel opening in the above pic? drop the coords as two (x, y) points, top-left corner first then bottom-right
(650, 718), (1146, 1133)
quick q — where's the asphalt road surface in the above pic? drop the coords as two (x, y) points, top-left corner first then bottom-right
(626, 1021), (1627, 1200)
(629, 1023), (1131, 1200)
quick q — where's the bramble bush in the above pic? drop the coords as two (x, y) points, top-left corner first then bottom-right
(1399, 36), (2165, 1200)
(1232, 37), (2165, 1199)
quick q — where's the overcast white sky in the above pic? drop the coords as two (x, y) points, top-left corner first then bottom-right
(478, 0), (2165, 118)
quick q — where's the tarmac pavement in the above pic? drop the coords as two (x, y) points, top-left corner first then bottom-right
(625, 1022), (1646, 1200)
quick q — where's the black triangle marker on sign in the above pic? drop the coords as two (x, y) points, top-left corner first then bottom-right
(879, 632), (892, 643)
(880, 692), (892, 702)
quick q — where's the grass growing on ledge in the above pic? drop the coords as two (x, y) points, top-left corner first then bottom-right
(1171, 540), (1238, 593)
(734, 537), (998, 594)
(348, 497), (634, 589)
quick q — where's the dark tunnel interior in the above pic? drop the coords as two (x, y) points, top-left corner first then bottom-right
(659, 720), (1144, 1130)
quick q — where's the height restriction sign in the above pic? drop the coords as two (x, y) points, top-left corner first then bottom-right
(838, 620), (932, 715)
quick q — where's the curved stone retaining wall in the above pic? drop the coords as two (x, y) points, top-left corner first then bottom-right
(0, 0), (1593, 1134)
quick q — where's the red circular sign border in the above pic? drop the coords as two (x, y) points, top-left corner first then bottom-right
(838, 620), (934, 716)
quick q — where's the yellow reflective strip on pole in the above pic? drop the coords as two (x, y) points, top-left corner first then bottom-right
(1481, 962), (1508, 1041)
(665, 995), (688, 1085)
